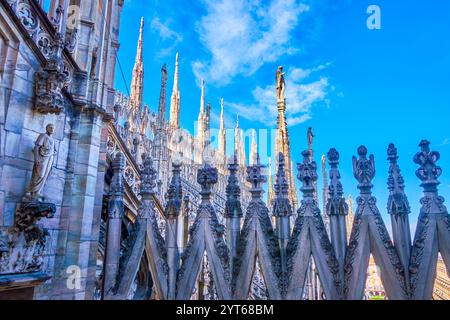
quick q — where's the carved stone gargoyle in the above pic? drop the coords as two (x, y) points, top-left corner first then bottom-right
(14, 201), (56, 243)
(0, 234), (8, 254)
(0, 201), (56, 275)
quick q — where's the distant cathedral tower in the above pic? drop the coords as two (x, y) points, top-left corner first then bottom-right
(250, 129), (258, 166)
(218, 98), (226, 157)
(130, 17), (145, 110)
(234, 115), (246, 167)
(169, 53), (180, 130)
(197, 80), (205, 151)
(271, 66), (298, 210)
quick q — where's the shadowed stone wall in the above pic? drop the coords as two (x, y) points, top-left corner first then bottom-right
(0, 0), (124, 300)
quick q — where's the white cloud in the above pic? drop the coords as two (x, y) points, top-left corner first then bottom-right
(192, 0), (310, 86)
(227, 64), (330, 126)
(150, 17), (183, 56)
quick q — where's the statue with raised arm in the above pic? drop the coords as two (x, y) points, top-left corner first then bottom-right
(25, 124), (57, 200)
(276, 66), (286, 101)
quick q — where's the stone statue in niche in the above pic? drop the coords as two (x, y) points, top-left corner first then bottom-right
(25, 124), (57, 201)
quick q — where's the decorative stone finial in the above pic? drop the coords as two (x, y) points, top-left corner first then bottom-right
(326, 148), (348, 216)
(327, 148), (340, 164)
(34, 31), (70, 115)
(165, 163), (183, 219)
(297, 150), (318, 197)
(387, 143), (403, 191)
(112, 151), (125, 171)
(413, 140), (442, 192)
(108, 152), (125, 219)
(110, 152), (125, 193)
(225, 155), (242, 218)
(352, 145), (375, 194)
(274, 153), (289, 197)
(273, 153), (292, 217)
(386, 144), (410, 216)
(197, 163), (218, 201)
(387, 143), (399, 162)
(246, 154), (266, 199)
(140, 153), (157, 197)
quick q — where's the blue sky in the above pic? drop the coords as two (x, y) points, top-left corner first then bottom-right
(114, 0), (450, 228)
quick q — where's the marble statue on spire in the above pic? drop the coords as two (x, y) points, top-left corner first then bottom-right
(274, 66), (297, 211)
(276, 66), (286, 101)
(307, 127), (314, 152)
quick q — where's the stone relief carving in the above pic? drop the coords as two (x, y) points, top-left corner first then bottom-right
(0, 201), (55, 274)
(14, 201), (56, 242)
(34, 33), (71, 114)
(16, 2), (38, 33)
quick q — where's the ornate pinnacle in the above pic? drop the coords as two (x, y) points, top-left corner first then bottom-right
(387, 144), (410, 215)
(140, 153), (157, 198)
(326, 148), (348, 216)
(225, 155), (242, 218)
(297, 150), (318, 198)
(274, 153), (289, 197)
(327, 148), (343, 197)
(246, 154), (266, 199)
(197, 163), (218, 201)
(387, 143), (399, 162)
(165, 163), (183, 219)
(387, 144), (403, 192)
(273, 153), (292, 217)
(413, 140), (442, 193)
(352, 146), (375, 194)
(327, 148), (339, 165)
(110, 152), (125, 194)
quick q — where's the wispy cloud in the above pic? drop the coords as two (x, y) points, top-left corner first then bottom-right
(150, 17), (183, 57)
(192, 0), (310, 86)
(227, 64), (331, 126)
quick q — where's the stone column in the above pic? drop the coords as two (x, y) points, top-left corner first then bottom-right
(410, 140), (450, 299)
(386, 144), (411, 289)
(103, 151), (125, 299)
(51, 108), (104, 300)
(177, 195), (190, 254)
(326, 148), (348, 281)
(164, 163), (182, 299)
(224, 155), (242, 272)
(272, 153), (292, 274)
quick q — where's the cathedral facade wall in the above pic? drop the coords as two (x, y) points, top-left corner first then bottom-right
(0, 3), (74, 300)
(0, 0), (124, 300)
